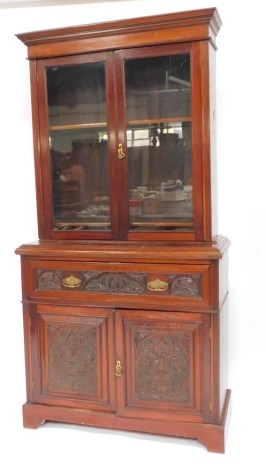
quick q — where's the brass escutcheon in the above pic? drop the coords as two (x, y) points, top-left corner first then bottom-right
(118, 143), (125, 159)
(147, 278), (168, 292)
(115, 360), (123, 376)
(62, 274), (81, 288)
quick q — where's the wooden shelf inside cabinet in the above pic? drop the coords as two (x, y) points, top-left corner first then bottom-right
(49, 118), (192, 130)
(16, 7), (230, 453)
(128, 117), (192, 126)
(49, 122), (108, 131)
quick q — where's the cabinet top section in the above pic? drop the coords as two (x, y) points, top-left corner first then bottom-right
(16, 7), (222, 59)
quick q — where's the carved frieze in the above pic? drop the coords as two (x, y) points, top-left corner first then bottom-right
(37, 270), (62, 290)
(36, 269), (202, 298)
(170, 274), (201, 297)
(83, 272), (147, 294)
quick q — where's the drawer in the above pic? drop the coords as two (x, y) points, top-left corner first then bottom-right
(25, 260), (215, 310)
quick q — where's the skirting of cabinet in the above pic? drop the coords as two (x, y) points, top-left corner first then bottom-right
(22, 389), (231, 453)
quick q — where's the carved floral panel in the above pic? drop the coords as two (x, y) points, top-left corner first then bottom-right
(47, 324), (98, 395)
(135, 331), (190, 403)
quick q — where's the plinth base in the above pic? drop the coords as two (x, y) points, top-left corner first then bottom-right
(23, 389), (231, 453)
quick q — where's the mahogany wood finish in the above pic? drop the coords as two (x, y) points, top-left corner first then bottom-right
(16, 8), (231, 453)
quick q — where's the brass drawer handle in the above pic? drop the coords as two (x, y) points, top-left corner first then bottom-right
(147, 278), (168, 292)
(62, 275), (81, 288)
(115, 360), (123, 377)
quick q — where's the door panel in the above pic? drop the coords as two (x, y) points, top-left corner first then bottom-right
(115, 309), (211, 422)
(33, 304), (115, 411)
(37, 52), (120, 240)
(115, 43), (203, 241)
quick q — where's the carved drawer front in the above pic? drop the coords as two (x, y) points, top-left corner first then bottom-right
(27, 260), (213, 309)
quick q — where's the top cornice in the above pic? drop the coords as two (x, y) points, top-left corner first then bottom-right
(16, 7), (222, 59)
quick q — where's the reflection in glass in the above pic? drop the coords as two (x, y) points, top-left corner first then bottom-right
(125, 54), (193, 232)
(46, 62), (110, 231)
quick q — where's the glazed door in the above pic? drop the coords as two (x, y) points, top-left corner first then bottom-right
(115, 42), (205, 241)
(115, 309), (212, 422)
(35, 43), (207, 241)
(30, 304), (115, 411)
(36, 52), (120, 240)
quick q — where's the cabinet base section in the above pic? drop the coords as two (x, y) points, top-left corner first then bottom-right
(22, 389), (231, 453)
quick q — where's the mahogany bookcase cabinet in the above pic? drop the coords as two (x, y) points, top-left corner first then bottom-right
(15, 7), (231, 453)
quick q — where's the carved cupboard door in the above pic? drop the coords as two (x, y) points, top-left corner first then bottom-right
(31, 304), (115, 411)
(115, 310), (211, 423)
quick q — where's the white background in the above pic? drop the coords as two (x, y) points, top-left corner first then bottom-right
(1, 0), (265, 468)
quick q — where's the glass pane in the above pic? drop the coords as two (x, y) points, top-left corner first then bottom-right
(126, 54), (191, 121)
(47, 62), (110, 231)
(125, 54), (193, 232)
(47, 63), (106, 126)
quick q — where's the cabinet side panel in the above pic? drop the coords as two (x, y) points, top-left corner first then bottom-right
(29, 60), (45, 239)
(209, 42), (218, 238)
(219, 297), (228, 417)
(219, 251), (229, 308)
(211, 298), (228, 422)
(22, 303), (35, 402)
(198, 41), (212, 240)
